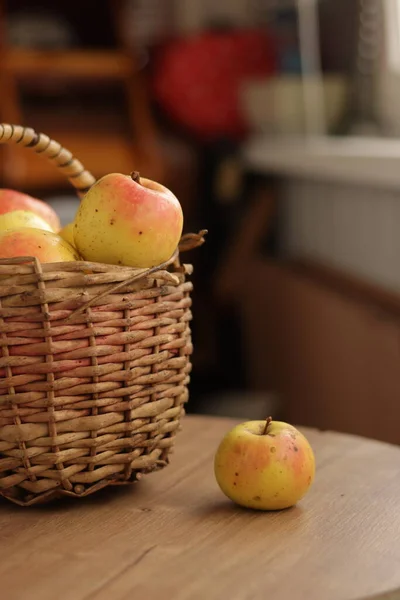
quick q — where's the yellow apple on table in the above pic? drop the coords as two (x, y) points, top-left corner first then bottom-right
(0, 228), (80, 263)
(0, 210), (54, 233)
(0, 189), (61, 232)
(73, 171), (183, 268)
(214, 417), (315, 511)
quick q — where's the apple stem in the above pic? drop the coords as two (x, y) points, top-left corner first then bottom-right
(131, 171), (141, 184)
(263, 416), (273, 435)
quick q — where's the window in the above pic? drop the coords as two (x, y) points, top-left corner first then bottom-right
(384, 0), (400, 71)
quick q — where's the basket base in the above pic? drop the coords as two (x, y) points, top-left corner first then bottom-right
(0, 463), (169, 507)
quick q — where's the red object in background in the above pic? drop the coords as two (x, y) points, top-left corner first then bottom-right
(152, 29), (276, 141)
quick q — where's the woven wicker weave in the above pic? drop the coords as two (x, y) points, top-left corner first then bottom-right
(0, 123), (205, 506)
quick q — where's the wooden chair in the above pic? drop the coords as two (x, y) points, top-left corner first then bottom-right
(0, 0), (165, 191)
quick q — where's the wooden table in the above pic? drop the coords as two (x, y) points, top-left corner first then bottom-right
(1, 415), (400, 600)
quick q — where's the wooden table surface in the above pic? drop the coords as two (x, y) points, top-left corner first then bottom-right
(1, 414), (400, 600)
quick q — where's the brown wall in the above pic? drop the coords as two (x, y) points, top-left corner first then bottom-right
(239, 258), (400, 445)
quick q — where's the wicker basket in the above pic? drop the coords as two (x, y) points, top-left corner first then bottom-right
(0, 123), (205, 506)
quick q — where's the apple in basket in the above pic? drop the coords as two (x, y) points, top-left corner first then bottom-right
(59, 221), (76, 248)
(73, 171), (184, 268)
(0, 188), (61, 232)
(0, 209), (55, 233)
(214, 417), (316, 511)
(0, 228), (80, 263)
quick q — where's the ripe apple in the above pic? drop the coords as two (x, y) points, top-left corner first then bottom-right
(0, 189), (61, 232)
(73, 171), (184, 268)
(0, 210), (54, 233)
(214, 417), (315, 511)
(0, 228), (80, 263)
(59, 222), (76, 247)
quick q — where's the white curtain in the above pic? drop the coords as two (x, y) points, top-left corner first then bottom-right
(378, 0), (400, 135)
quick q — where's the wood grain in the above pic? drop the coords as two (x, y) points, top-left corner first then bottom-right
(0, 414), (399, 600)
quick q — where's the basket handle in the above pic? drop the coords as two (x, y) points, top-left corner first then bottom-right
(0, 123), (96, 197)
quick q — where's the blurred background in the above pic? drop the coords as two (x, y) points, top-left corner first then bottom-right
(1, 0), (400, 444)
